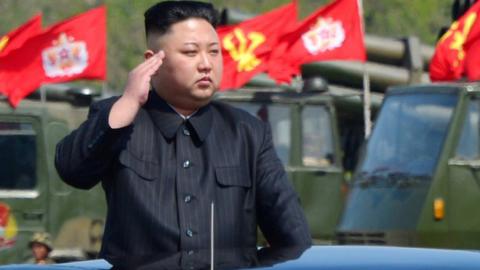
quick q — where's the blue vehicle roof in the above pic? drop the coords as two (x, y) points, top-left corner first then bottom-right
(0, 259), (111, 270)
(2, 246), (480, 270)
(255, 246), (480, 269)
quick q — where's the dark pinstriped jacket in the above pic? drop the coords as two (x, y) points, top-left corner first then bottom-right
(55, 91), (311, 260)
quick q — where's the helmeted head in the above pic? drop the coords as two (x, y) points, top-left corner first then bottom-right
(28, 232), (52, 260)
(144, 1), (223, 115)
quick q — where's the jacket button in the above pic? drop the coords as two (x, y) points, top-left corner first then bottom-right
(184, 195), (192, 203)
(183, 160), (191, 168)
(186, 229), (193, 237)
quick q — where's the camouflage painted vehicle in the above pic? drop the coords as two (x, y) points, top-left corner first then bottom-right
(337, 83), (480, 249)
(0, 85), (106, 264)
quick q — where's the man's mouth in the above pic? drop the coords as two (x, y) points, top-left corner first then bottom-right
(197, 76), (212, 83)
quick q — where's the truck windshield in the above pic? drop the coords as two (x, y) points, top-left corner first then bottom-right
(225, 102), (291, 165)
(0, 122), (36, 190)
(357, 93), (457, 182)
(455, 98), (480, 160)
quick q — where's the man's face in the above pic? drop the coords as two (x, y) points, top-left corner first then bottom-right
(32, 243), (49, 260)
(148, 18), (223, 113)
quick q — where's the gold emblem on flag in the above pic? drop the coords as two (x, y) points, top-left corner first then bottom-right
(223, 28), (266, 72)
(0, 36), (9, 53)
(439, 12), (477, 68)
(0, 203), (18, 250)
(42, 33), (88, 78)
(302, 17), (345, 55)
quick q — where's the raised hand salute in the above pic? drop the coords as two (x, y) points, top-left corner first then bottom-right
(108, 50), (165, 129)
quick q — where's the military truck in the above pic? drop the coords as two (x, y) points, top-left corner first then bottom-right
(217, 78), (383, 243)
(337, 83), (480, 249)
(0, 85), (106, 263)
(218, 11), (435, 243)
(0, 79), (382, 264)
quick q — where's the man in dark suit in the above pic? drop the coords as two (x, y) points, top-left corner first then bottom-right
(55, 1), (311, 261)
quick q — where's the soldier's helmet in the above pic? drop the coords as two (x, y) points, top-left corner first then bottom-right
(28, 232), (53, 252)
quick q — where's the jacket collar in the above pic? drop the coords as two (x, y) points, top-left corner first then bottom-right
(145, 91), (212, 142)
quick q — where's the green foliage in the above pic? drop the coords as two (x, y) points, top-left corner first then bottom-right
(0, 0), (454, 92)
(363, 0), (452, 45)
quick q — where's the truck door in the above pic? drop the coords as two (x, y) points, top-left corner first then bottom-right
(290, 104), (343, 243)
(447, 95), (480, 248)
(0, 116), (47, 262)
(224, 100), (344, 243)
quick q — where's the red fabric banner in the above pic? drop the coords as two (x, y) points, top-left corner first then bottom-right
(0, 6), (106, 107)
(0, 14), (42, 58)
(430, 1), (480, 81)
(268, 0), (366, 83)
(0, 14), (42, 96)
(217, 2), (297, 90)
(465, 38), (480, 80)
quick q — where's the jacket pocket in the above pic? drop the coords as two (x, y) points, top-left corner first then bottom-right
(118, 150), (159, 181)
(215, 166), (251, 188)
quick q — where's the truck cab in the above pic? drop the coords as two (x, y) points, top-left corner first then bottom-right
(337, 83), (480, 248)
(0, 79), (381, 263)
(0, 86), (106, 263)
(216, 79), (382, 243)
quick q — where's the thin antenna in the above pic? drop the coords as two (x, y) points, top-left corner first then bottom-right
(210, 202), (214, 270)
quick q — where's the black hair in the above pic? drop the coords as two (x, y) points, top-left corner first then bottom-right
(144, 1), (219, 37)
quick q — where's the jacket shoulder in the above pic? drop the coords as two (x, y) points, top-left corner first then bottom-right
(90, 96), (120, 110)
(210, 101), (264, 128)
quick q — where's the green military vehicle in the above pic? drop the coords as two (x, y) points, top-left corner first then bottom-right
(217, 78), (383, 243)
(0, 80), (380, 263)
(337, 83), (480, 248)
(0, 86), (106, 263)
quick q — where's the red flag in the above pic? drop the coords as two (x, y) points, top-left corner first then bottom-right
(0, 14), (42, 58)
(0, 6), (106, 107)
(465, 38), (480, 80)
(454, 0), (480, 81)
(217, 2), (297, 89)
(430, 1), (480, 81)
(0, 14), (42, 96)
(268, 0), (366, 83)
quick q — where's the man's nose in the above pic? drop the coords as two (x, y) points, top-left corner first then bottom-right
(198, 52), (212, 71)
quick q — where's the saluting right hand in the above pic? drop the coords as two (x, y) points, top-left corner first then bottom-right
(108, 51), (165, 129)
(123, 50), (165, 106)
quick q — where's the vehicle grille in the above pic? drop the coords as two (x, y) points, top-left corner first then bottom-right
(336, 231), (386, 245)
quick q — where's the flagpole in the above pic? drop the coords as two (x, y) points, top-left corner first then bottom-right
(358, 0), (371, 138)
(363, 64), (371, 138)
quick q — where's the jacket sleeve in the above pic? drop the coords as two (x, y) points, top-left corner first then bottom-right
(55, 97), (128, 190)
(255, 122), (312, 246)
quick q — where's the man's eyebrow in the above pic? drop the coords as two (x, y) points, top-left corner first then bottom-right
(182, 42), (219, 47)
(183, 42), (199, 47)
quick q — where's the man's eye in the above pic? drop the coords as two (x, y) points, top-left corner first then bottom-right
(210, 49), (219, 55)
(183, 51), (197, 56)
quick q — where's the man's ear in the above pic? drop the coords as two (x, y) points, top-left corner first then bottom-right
(144, 49), (155, 60)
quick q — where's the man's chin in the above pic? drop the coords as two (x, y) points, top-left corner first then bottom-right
(192, 88), (216, 101)
(191, 96), (213, 108)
